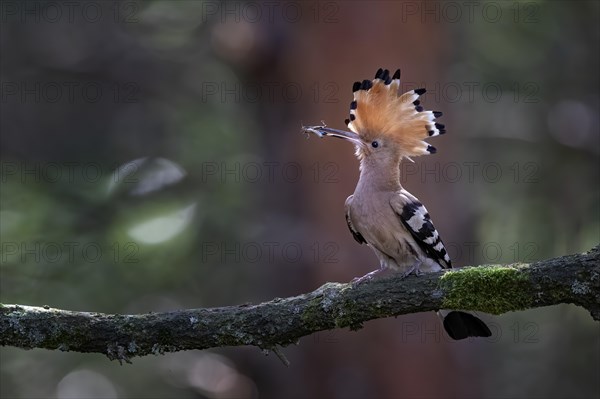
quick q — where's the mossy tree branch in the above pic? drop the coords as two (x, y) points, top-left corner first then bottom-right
(1, 246), (599, 363)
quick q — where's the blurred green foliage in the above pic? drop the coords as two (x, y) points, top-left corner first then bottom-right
(1, 1), (598, 398)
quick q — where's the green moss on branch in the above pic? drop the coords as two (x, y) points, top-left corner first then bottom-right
(440, 264), (532, 314)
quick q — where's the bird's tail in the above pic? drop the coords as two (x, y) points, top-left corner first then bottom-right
(438, 311), (492, 340)
(345, 68), (445, 159)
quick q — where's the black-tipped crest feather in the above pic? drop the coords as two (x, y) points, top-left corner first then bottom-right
(346, 68), (444, 158)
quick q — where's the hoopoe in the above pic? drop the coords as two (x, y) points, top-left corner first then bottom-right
(304, 68), (491, 340)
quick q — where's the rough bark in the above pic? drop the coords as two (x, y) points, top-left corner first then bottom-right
(1, 245), (598, 363)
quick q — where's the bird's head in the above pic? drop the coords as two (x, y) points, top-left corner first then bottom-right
(304, 68), (445, 168)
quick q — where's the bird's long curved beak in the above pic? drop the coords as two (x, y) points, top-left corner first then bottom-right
(302, 125), (363, 147)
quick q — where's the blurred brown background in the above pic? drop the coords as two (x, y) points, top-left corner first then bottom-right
(1, 1), (598, 398)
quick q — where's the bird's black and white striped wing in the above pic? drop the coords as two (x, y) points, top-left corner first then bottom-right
(390, 190), (451, 269)
(345, 195), (366, 244)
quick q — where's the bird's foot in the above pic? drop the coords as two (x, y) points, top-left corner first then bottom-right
(399, 264), (423, 279)
(350, 269), (383, 287)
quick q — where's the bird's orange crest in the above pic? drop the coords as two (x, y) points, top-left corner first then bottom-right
(345, 68), (445, 157)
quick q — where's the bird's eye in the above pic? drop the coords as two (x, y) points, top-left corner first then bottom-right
(371, 141), (379, 148)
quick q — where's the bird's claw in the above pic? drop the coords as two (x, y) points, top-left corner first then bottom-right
(400, 264), (422, 279)
(350, 275), (372, 287)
